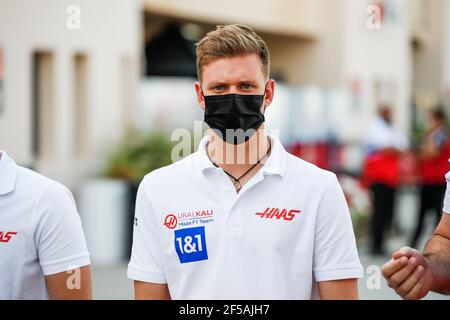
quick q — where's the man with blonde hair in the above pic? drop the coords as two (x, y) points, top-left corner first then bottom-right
(128, 24), (363, 300)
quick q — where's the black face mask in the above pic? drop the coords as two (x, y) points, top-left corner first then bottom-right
(203, 86), (266, 145)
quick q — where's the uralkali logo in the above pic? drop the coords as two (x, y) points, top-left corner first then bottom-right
(164, 210), (214, 229)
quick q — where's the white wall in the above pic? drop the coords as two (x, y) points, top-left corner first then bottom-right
(142, 0), (320, 38)
(264, 0), (345, 86)
(443, 0), (450, 103)
(0, 0), (141, 187)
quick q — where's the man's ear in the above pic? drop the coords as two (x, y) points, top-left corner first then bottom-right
(263, 79), (275, 109)
(195, 81), (206, 111)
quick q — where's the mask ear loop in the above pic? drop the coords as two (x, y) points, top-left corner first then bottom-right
(200, 83), (206, 98)
(261, 80), (269, 115)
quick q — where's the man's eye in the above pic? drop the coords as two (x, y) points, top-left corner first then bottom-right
(241, 84), (253, 90)
(214, 85), (225, 91)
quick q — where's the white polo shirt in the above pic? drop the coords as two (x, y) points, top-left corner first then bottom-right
(128, 135), (363, 299)
(0, 151), (90, 300)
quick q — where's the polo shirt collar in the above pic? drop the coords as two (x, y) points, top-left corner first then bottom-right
(196, 134), (287, 178)
(261, 134), (287, 177)
(196, 136), (217, 173)
(0, 151), (18, 196)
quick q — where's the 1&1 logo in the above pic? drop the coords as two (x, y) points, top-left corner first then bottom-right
(174, 226), (208, 264)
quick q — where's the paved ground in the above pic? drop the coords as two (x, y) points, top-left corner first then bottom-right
(92, 263), (133, 300)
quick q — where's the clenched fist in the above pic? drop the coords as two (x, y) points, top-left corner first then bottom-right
(381, 247), (434, 300)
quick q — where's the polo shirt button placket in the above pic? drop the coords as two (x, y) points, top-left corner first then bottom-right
(215, 169), (237, 196)
(225, 196), (245, 229)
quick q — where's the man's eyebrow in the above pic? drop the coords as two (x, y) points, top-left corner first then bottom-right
(207, 81), (227, 86)
(205, 80), (258, 87)
(238, 80), (258, 84)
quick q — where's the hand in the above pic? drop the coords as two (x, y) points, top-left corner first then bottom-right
(381, 247), (434, 300)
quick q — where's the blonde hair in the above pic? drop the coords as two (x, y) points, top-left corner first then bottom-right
(196, 24), (270, 82)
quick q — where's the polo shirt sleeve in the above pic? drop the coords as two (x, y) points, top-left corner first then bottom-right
(34, 182), (90, 276)
(443, 170), (450, 214)
(127, 179), (167, 284)
(313, 174), (363, 282)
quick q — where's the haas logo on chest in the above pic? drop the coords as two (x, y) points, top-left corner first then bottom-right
(255, 208), (301, 221)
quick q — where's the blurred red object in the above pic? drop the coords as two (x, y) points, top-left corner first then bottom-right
(399, 151), (419, 187)
(419, 139), (450, 185)
(361, 145), (450, 189)
(288, 142), (343, 171)
(361, 151), (400, 189)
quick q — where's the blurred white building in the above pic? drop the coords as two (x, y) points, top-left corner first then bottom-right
(0, 0), (449, 187)
(0, 0), (141, 188)
(410, 0), (450, 114)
